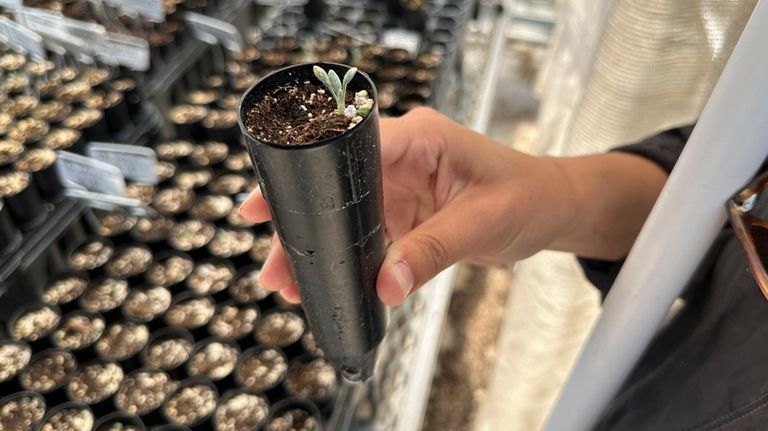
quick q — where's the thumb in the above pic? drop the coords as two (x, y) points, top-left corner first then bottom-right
(377, 202), (476, 306)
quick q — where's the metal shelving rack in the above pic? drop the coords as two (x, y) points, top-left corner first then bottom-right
(144, 0), (249, 98)
(0, 110), (162, 295)
(0, 0), (244, 307)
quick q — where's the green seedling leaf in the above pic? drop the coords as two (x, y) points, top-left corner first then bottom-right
(342, 67), (357, 89)
(328, 69), (342, 93)
(313, 65), (332, 91)
(357, 106), (370, 117)
(341, 67), (358, 110)
(328, 69), (344, 112)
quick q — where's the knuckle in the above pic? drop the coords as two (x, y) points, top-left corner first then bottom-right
(412, 232), (450, 273)
(406, 106), (438, 121)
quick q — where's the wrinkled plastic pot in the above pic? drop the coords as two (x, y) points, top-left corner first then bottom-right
(237, 62), (388, 382)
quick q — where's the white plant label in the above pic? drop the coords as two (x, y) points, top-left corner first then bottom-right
(95, 32), (150, 71)
(62, 19), (105, 42)
(15, 8), (70, 41)
(381, 29), (422, 55)
(103, 0), (165, 23)
(185, 12), (244, 52)
(0, 0), (22, 9)
(87, 143), (158, 184)
(56, 151), (126, 196)
(0, 16), (46, 60)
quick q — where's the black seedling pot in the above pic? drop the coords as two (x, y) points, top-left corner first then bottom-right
(44, 271), (90, 309)
(186, 337), (241, 390)
(1, 391), (47, 430)
(237, 63), (388, 383)
(0, 170), (46, 230)
(0, 198), (21, 257)
(160, 376), (219, 431)
(213, 389), (270, 431)
(94, 412), (146, 431)
(141, 327), (195, 380)
(265, 398), (323, 431)
(67, 358), (125, 417)
(20, 348), (78, 407)
(7, 302), (61, 351)
(35, 401), (93, 431)
(104, 93), (132, 134)
(0, 340), (31, 395)
(50, 310), (103, 362)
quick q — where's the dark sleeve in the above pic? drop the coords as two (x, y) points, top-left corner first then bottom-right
(578, 126), (692, 298)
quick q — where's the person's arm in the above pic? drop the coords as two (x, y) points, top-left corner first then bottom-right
(548, 153), (668, 260)
(240, 108), (669, 305)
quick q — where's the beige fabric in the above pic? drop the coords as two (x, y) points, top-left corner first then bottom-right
(536, 0), (756, 156)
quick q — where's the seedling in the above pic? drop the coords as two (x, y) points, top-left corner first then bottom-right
(313, 65), (359, 115)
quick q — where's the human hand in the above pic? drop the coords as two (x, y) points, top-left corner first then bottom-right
(240, 107), (576, 306)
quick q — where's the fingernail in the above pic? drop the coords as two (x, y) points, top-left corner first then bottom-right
(391, 260), (414, 299)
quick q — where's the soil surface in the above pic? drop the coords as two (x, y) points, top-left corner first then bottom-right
(243, 83), (355, 145)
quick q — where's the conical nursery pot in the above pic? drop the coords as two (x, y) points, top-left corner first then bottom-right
(237, 62), (388, 382)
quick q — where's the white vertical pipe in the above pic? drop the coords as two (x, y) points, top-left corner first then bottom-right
(470, 8), (509, 133)
(543, 1), (768, 430)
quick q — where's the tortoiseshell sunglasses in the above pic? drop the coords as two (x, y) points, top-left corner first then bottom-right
(728, 169), (768, 299)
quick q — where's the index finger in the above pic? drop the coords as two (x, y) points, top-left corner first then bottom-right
(380, 116), (411, 167)
(239, 187), (272, 223)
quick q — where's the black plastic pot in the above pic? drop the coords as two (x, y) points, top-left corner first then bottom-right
(0, 198), (21, 257)
(94, 319), (150, 370)
(253, 308), (306, 359)
(0, 391), (47, 430)
(94, 412), (146, 431)
(49, 310), (104, 362)
(15, 148), (64, 201)
(105, 243), (154, 284)
(7, 302), (61, 350)
(186, 337), (240, 393)
(66, 236), (115, 275)
(19, 348), (78, 406)
(235, 346), (289, 399)
(237, 62), (388, 382)
(152, 425), (191, 431)
(0, 340), (31, 395)
(164, 292), (217, 339)
(77, 275), (129, 321)
(113, 368), (175, 424)
(130, 215), (177, 249)
(102, 92), (132, 134)
(213, 389), (270, 431)
(283, 354), (339, 410)
(145, 250), (195, 292)
(82, 112), (111, 143)
(160, 376), (219, 431)
(121, 285), (173, 329)
(111, 77), (143, 118)
(66, 358), (125, 416)
(265, 398), (323, 431)
(41, 271), (90, 314)
(36, 401), (94, 431)
(141, 327), (195, 379)
(89, 209), (138, 244)
(0, 170), (46, 230)
(228, 263), (272, 305)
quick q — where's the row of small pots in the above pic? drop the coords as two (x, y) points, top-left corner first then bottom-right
(0, 387), (323, 431)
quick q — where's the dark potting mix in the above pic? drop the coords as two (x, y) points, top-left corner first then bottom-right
(243, 67), (373, 145)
